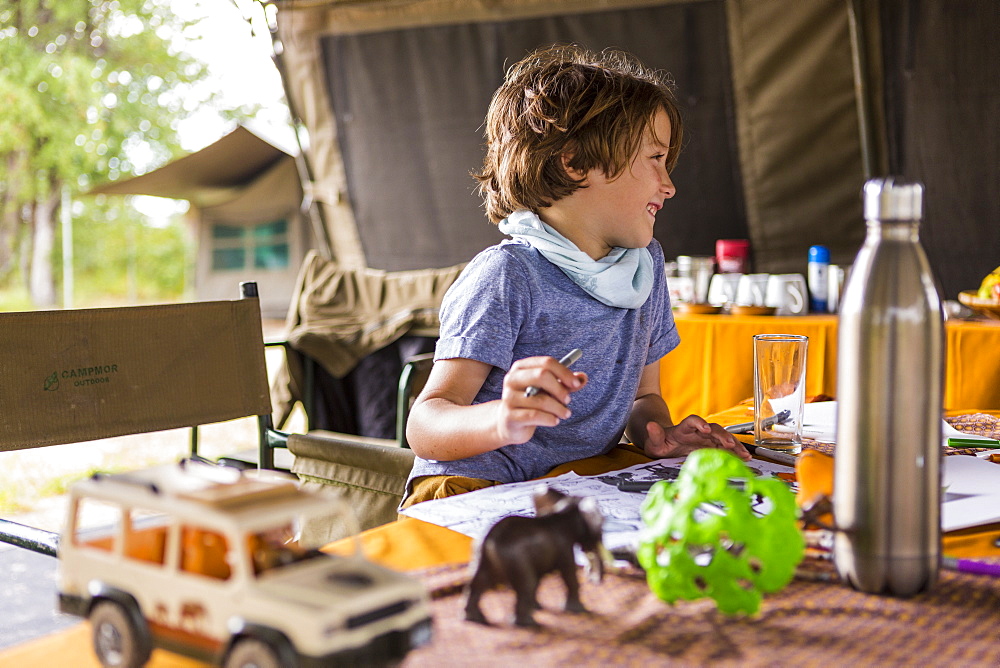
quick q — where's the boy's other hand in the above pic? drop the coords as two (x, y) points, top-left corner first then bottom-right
(497, 355), (588, 444)
(643, 415), (751, 461)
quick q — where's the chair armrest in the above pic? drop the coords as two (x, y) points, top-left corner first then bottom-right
(287, 431), (416, 543)
(287, 431), (413, 470)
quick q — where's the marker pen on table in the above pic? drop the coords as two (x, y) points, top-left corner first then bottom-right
(945, 437), (1000, 448)
(525, 349), (583, 398)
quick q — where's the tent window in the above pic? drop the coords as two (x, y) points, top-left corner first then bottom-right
(211, 220), (289, 271)
(213, 248), (246, 270)
(212, 225), (244, 240)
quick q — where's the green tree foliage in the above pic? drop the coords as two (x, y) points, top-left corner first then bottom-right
(0, 0), (214, 307)
(62, 196), (191, 305)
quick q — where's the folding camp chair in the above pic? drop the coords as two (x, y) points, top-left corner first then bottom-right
(229, 251), (457, 544)
(0, 282), (276, 556)
(181, 327), (433, 544)
(268, 250), (462, 437)
(279, 352), (434, 545)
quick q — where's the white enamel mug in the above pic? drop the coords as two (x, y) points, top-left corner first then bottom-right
(736, 273), (770, 306)
(707, 273), (742, 307)
(765, 273), (808, 315)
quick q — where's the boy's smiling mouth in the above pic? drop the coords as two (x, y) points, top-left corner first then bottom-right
(646, 202), (661, 217)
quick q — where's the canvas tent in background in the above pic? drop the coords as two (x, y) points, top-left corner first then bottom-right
(262, 0), (997, 300)
(89, 125), (312, 318)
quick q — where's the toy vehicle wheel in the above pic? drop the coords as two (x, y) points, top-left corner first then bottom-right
(225, 638), (282, 668)
(90, 600), (151, 668)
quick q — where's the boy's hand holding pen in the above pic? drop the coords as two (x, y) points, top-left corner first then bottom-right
(525, 349), (584, 397)
(498, 349), (587, 445)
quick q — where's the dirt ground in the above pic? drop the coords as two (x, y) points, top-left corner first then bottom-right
(1, 320), (307, 533)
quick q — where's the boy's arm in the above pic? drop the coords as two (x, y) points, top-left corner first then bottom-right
(627, 360), (750, 461)
(406, 356), (587, 461)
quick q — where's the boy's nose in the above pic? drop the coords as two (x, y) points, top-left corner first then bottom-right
(661, 172), (676, 199)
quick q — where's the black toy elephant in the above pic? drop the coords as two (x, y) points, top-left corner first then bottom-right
(463, 488), (605, 627)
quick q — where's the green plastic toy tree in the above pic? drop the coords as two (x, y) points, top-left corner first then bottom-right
(638, 448), (804, 615)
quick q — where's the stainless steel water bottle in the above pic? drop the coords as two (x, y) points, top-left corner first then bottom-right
(833, 177), (943, 596)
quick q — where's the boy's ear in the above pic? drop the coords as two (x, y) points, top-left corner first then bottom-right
(561, 153), (588, 182)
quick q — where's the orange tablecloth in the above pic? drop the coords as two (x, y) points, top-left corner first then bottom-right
(661, 314), (1000, 420)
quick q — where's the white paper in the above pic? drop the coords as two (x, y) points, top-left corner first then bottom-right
(801, 400), (997, 446)
(940, 456), (1000, 531)
(943, 454), (1000, 496)
(942, 493), (1000, 532)
(801, 400), (837, 441)
(401, 458), (796, 554)
(941, 420), (997, 443)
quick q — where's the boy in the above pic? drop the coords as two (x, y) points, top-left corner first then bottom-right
(403, 45), (748, 507)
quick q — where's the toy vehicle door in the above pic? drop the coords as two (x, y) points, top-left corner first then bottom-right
(112, 507), (175, 633)
(156, 524), (239, 649)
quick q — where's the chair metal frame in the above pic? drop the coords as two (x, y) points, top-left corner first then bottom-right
(267, 347), (433, 454)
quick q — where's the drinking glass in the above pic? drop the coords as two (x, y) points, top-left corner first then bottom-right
(753, 334), (808, 453)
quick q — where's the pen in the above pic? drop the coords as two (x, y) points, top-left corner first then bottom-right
(724, 409), (791, 435)
(942, 556), (1000, 579)
(946, 437), (1000, 448)
(525, 349), (583, 397)
(618, 477), (748, 493)
(617, 480), (663, 492)
(742, 443), (798, 467)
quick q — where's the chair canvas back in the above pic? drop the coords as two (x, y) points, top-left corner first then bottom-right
(0, 298), (271, 452)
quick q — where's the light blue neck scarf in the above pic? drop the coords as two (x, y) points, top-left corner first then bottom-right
(498, 209), (654, 309)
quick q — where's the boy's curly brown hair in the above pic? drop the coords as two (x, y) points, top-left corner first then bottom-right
(474, 44), (683, 224)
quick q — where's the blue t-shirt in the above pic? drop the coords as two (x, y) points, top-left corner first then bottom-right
(407, 237), (679, 485)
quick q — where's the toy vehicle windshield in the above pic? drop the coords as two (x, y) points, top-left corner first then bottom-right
(248, 523), (328, 576)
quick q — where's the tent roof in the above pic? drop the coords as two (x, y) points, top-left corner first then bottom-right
(88, 125), (295, 208)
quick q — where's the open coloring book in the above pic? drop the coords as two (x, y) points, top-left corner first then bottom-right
(400, 457), (796, 554)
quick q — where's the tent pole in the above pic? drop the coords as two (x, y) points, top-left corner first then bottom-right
(846, 0), (876, 180)
(249, 0), (335, 261)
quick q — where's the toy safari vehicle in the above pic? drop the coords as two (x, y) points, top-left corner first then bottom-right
(57, 460), (432, 667)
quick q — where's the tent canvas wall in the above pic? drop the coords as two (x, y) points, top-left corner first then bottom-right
(267, 0), (998, 300)
(90, 125), (312, 318)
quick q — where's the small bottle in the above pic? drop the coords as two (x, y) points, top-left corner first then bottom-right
(807, 245), (830, 313)
(827, 264), (846, 312)
(833, 177), (943, 596)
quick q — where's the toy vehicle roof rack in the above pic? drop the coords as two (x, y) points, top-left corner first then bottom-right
(89, 472), (162, 495)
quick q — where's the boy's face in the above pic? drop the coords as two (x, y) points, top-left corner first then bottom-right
(567, 109), (676, 255)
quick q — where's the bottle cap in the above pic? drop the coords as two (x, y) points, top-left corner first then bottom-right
(863, 177), (924, 221)
(715, 239), (750, 273)
(716, 239), (749, 255)
(808, 245), (830, 263)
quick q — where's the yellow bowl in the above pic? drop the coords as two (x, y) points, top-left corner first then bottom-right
(958, 290), (1000, 320)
